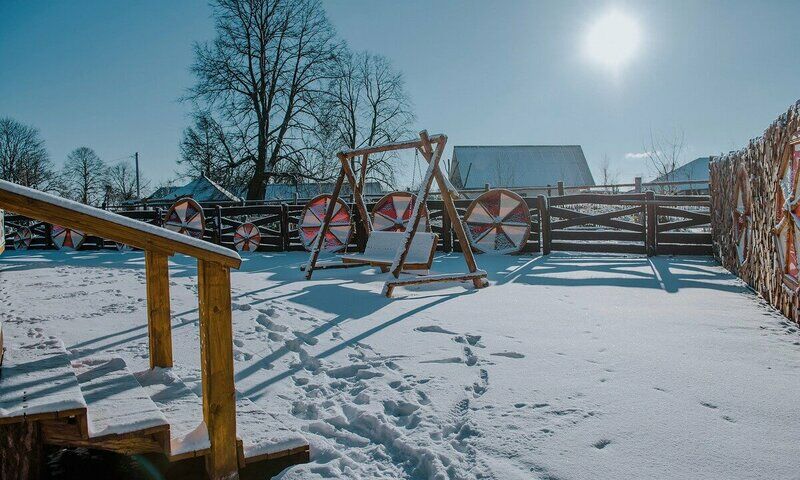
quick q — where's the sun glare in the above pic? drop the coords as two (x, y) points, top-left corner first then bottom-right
(585, 10), (641, 70)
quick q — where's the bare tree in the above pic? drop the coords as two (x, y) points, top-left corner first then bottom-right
(178, 111), (252, 188)
(106, 160), (150, 204)
(62, 147), (107, 205)
(599, 154), (619, 192)
(0, 117), (59, 191)
(186, 0), (341, 200)
(320, 51), (414, 188)
(644, 129), (686, 192)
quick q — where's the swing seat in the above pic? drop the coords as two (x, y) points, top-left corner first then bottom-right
(340, 231), (438, 270)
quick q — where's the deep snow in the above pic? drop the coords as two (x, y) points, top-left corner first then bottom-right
(1, 250), (798, 479)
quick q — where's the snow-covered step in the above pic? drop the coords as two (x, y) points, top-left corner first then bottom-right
(133, 367), (211, 461)
(0, 339), (86, 423)
(71, 357), (169, 440)
(236, 396), (309, 464)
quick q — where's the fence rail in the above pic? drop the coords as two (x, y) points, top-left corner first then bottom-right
(3, 190), (711, 257)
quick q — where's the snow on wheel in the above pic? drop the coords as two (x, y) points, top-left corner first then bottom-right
(732, 166), (752, 265)
(371, 191), (430, 233)
(164, 198), (206, 238)
(233, 222), (261, 252)
(51, 225), (85, 250)
(774, 136), (800, 288)
(299, 194), (352, 252)
(13, 227), (33, 250)
(464, 189), (531, 254)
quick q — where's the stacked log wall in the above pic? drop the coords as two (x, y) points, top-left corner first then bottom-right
(710, 100), (800, 325)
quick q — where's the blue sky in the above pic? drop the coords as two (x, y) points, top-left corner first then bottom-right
(2, 0), (799, 188)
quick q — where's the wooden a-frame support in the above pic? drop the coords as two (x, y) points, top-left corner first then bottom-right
(304, 130), (488, 297)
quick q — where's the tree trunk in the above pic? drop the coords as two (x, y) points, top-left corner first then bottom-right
(0, 421), (43, 480)
(246, 135), (268, 201)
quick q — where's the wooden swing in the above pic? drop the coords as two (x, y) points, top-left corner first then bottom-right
(303, 130), (488, 297)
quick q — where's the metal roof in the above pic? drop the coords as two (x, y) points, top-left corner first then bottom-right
(146, 174), (241, 203)
(650, 157), (710, 184)
(449, 145), (595, 189)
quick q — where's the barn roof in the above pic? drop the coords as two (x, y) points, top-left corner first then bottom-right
(262, 181), (385, 201)
(449, 145), (595, 189)
(650, 157), (711, 184)
(146, 174), (240, 204)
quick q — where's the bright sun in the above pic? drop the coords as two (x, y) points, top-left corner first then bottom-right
(585, 10), (641, 70)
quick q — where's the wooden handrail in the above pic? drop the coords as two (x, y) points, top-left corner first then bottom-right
(0, 179), (241, 269)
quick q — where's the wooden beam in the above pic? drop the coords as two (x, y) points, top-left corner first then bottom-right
(0, 180), (241, 269)
(339, 152), (372, 236)
(339, 134), (445, 158)
(145, 251), (173, 368)
(197, 260), (238, 480)
(422, 133), (486, 290)
(305, 169), (346, 280)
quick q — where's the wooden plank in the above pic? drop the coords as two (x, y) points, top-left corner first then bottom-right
(340, 134), (445, 158)
(71, 357), (168, 440)
(39, 418), (166, 455)
(537, 195), (551, 255)
(646, 190), (656, 256)
(549, 193), (646, 206)
(145, 251), (173, 369)
(550, 242), (647, 254)
(197, 260), (239, 480)
(657, 218), (710, 232)
(382, 270), (488, 295)
(657, 243), (714, 255)
(0, 180), (241, 268)
(133, 368), (211, 461)
(550, 230), (643, 242)
(549, 207), (645, 232)
(658, 232), (712, 244)
(656, 206), (710, 222)
(0, 339), (86, 425)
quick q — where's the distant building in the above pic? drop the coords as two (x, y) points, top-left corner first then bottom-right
(145, 174), (241, 204)
(449, 145), (595, 197)
(649, 157), (710, 194)
(261, 182), (385, 202)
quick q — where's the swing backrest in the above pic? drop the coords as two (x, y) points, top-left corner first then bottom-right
(363, 231), (437, 266)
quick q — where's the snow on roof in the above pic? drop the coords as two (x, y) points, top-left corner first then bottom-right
(259, 182), (385, 201)
(449, 145), (595, 189)
(147, 174), (240, 203)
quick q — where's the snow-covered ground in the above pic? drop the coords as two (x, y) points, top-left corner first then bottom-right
(1, 250), (799, 479)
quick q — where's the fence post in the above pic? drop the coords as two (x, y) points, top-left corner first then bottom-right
(155, 208), (163, 227)
(214, 205), (223, 245)
(441, 201), (453, 253)
(634, 177), (642, 193)
(557, 181), (564, 196)
(484, 183), (490, 192)
(280, 204), (290, 251)
(537, 194), (551, 255)
(645, 190), (656, 256)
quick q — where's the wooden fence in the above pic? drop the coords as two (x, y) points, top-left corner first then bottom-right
(3, 192), (711, 257)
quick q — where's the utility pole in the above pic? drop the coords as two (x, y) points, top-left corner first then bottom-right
(134, 152), (141, 199)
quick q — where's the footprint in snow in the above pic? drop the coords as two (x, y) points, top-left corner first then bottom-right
(700, 401), (718, 409)
(490, 351), (525, 359)
(593, 439), (612, 449)
(415, 325), (457, 335)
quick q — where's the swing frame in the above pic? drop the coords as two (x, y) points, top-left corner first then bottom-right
(303, 130), (488, 297)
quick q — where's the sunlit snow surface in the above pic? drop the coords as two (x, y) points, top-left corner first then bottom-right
(1, 250), (798, 479)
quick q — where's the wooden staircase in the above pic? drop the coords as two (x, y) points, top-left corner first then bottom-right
(0, 338), (309, 476)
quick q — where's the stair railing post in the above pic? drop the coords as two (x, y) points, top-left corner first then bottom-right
(145, 250), (173, 368)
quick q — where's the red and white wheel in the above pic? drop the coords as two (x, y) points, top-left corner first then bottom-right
(774, 136), (800, 288)
(51, 225), (85, 250)
(13, 227), (33, 250)
(299, 194), (352, 252)
(732, 166), (752, 265)
(371, 192), (429, 232)
(233, 223), (261, 252)
(164, 198), (205, 238)
(464, 189), (531, 254)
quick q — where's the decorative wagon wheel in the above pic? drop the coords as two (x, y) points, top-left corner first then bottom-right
(371, 191), (430, 233)
(464, 188), (531, 254)
(13, 227), (33, 250)
(233, 222), (261, 252)
(51, 225), (85, 250)
(164, 197), (206, 239)
(773, 135), (800, 288)
(732, 165), (752, 265)
(115, 242), (133, 252)
(299, 194), (352, 252)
